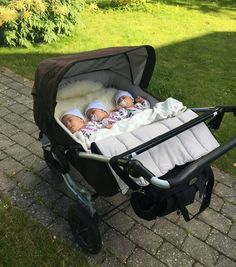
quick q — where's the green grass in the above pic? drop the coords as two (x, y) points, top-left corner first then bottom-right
(0, 194), (90, 267)
(0, 0), (235, 175)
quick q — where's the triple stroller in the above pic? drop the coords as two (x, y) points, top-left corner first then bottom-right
(32, 45), (236, 254)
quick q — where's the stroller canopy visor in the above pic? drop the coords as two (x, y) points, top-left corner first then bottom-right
(32, 45), (156, 107)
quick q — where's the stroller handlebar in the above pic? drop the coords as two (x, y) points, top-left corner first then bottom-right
(125, 137), (236, 189)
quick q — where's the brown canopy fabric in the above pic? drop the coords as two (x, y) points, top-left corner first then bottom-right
(32, 45), (156, 145)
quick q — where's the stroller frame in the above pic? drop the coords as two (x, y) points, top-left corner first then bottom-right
(33, 45), (236, 254)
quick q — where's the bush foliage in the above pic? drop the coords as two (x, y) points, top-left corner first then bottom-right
(0, 0), (84, 47)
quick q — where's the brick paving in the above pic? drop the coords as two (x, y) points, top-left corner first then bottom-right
(0, 65), (236, 266)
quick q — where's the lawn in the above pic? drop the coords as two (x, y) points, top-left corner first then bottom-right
(0, 0), (235, 177)
(0, 194), (90, 267)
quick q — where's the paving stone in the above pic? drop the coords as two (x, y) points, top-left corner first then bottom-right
(210, 193), (224, 212)
(0, 106), (11, 116)
(0, 122), (21, 136)
(156, 242), (194, 267)
(17, 170), (42, 190)
(0, 117), (5, 126)
(214, 183), (236, 205)
(15, 86), (32, 98)
(4, 143), (31, 161)
(0, 66), (13, 76)
(177, 217), (211, 241)
(94, 197), (112, 216)
(27, 141), (43, 158)
(39, 167), (63, 187)
(87, 248), (107, 265)
(0, 150), (7, 161)
(0, 94), (16, 107)
(101, 254), (125, 267)
(215, 255), (236, 267)
(0, 157), (24, 175)
(8, 102), (29, 114)
(107, 211), (135, 235)
(53, 195), (75, 219)
(127, 248), (166, 267)
(4, 112), (25, 127)
(23, 80), (34, 89)
(0, 75), (14, 85)
(229, 223), (236, 240)
(21, 109), (34, 122)
(10, 187), (35, 208)
(48, 217), (74, 245)
(27, 202), (57, 226)
(0, 172), (16, 191)
(105, 192), (130, 208)
(18, 120), (39, 134)
(152, 218), (187, 248)
(2, 88), (21, 98)
(31, 130), (39, 139)
(0, 133), (15, 150)
(182, 235), (219, 266)
(11, 74), (27, 84)
(164, 211), (181, 223)
(207, 229), (236, 260)
(221, 202), (236, 221)
(32, 181), (62, 204)
(193, 263), (204, 267)
(14, 93), (33, 107)
(8, 81), (26, 91)
(11, 131), (35, 147)
(0, 82), (8, 92)
(199, 208), (231, 234)
(103, 228), (135, 263)
(125, 205), (156, 229)
(100, 221), (110, 235)
(127, 223), (163, 255)
(20, 154), (46, 174)
(213, 167), (236, 187)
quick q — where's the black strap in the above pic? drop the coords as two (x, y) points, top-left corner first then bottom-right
(176, 167), (214, 222)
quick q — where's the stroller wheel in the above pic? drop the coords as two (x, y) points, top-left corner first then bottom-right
(68, 203), (102, 254)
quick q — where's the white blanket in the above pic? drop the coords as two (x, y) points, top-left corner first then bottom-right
(74, 97), (186, 151)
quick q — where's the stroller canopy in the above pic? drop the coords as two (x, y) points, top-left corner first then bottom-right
(32, 45), (156, 144)
(32, 45), (156, 105)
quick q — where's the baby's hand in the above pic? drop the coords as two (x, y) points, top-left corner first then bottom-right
(106, 124), (113, 129)
(135, 96), (144, 103)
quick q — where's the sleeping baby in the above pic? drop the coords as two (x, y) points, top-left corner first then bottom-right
(85, 99), (128, 128)
(61, 108), (106, 138)
(114, 90), (150, 116)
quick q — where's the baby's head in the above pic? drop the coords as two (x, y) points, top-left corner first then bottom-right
(85, 100), (109, 122)
(61, 108), (85, 133)
(115, 90), (134, 108)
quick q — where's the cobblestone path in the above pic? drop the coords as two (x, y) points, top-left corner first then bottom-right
(0, 66), (236, 267)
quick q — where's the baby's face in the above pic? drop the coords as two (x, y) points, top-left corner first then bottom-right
(62, 115), (85, 133)
(87, 108), (108, 122)
(118, 96), (134, 108)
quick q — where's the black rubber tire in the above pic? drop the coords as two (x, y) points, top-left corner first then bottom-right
(68, 203), (102, 254)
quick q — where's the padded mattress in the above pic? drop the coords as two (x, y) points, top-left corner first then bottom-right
(93, 109), (219, 178)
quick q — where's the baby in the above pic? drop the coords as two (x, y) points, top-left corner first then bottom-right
(114, 90), (150, 117)
(61, 108), (103, 138)
(85, 99), (128, 128)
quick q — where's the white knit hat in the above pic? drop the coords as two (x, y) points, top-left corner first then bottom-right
(114, 90), (134, 104)
(85, 99), (108, 116)
(61, 108), (84, 120)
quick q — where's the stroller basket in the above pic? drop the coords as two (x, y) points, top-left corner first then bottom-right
(32, 45), (236, 254)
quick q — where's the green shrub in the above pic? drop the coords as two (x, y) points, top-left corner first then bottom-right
(0, 0), (84, 47)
